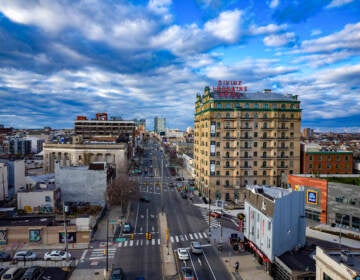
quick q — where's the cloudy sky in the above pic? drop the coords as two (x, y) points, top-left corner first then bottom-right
(0, 0), (359, 131)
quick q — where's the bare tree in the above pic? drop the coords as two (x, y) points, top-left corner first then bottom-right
(106, 174), (140, 212)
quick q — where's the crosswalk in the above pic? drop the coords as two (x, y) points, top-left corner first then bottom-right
(200, 208), (221, 229)
(87, 231), (210, 261)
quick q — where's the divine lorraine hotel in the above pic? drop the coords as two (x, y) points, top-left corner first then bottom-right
(194, 83), (302, 201)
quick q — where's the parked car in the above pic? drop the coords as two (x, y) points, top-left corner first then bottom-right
(181, 192), (187, 199)
(181, 267), (196, 280)
(109, 267), (126, 280)
(13, 251), (37, 261)
(44, 250), (71, 261)
(1, 267), (25, 280)
(209, 211), (221, 218)
(20, 266), (43, 280)
(139, 196), (150, 203)
(122, 223), (131, 233)
(0, 251), (11, 262)
(190, 241), (203, 255)
(0, 269), (8, 278)
(177, 248), (189, 261)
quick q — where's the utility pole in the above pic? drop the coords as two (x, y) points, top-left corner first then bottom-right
(63, 202), (69, 260)
(208, 189), (211, 242)
(106, 218), (109, 272)
(161, 157), (164, 212)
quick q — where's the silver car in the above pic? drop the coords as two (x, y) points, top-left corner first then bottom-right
(190, 241), (203, 254)
(13, 250), (37, 260)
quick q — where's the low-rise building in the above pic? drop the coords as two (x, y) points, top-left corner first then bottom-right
(244, 185), (306, 273)
(315, 247), (360, 280)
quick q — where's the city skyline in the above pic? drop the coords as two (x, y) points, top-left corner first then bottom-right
(0, 0), (359, 132)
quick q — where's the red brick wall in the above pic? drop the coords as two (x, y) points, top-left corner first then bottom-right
(288, 175), (327, 223)
(301, 152), (353, 174)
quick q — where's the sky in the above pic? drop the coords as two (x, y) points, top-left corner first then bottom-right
(0, 0), (359, 132)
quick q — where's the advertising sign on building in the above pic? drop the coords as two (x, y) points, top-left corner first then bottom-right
(0, 230), (7, 245)
(59, 232), (77, 243)
(306, 190), (318, 205)
(29, 229), (41, 242)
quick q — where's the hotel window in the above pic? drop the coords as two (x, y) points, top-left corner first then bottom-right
(244, 142), (248, 148)
(254, 132), (258, 138)
(290, 123), (294, 128)
(263, 113), (267, 119)
(226, 103), (232, 108)
(216, 180), (220, 185)
(236, 103), (241, 108)
(263, 142), (267, 148)
(226, 171), (229, 176)
(254, 142), (258, 147)
(254, 113), (258, 118)
(281, 104), (286, 109)
(254, 171), (257, 176)
(345, 156), (349, 160)
(263, 171), (267, 176)
(327, 164), (331, 169)
(216, 103), (222, 108)
(309, 156), (313, 161)
(244, 113), (249, 119)
(309, 164), (313, 169)
(254, 152), (257, 157)
(254, 161), (257, 166)
(226, 113), (230, 119)
(264, 104), (268, 109)
(244, 171), (248, 176)
(254, 122), (258, 128)
(272, 104), (277, 108)
(245, 122), (249, 128)
(245, 103), (249, 108)
(254, 103), (259, 109)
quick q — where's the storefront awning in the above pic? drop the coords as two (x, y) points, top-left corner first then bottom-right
(247, 241), (271, 263)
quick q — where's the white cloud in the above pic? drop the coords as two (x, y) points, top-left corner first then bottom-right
(249, 23), (288, 35)
(204, 9), (243, 42)
(147, 0), (172, 14)
(263, 32), (295, 47)
(296, 22), (360, 53)
(326, 0), (354, 8)
(268, 0), (280, 9)
(310, 29), (322, 36)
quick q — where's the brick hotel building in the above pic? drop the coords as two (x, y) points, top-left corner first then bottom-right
(194, 82), (302, 202)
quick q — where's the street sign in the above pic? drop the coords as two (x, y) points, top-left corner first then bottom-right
(109, 219), (117, 225)
(115, 237), (126, 242)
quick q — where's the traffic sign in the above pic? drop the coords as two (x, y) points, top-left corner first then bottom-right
(115, 237), (126, 242)
(109, 219), (117, 225)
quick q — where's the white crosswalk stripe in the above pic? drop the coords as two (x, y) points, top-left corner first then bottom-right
(175, 235), (179, 242)
(198, 232), (203, 238)
(170, 236), (174, 243)
(189, 233), (194, 240)
(194, 233), (199, 239)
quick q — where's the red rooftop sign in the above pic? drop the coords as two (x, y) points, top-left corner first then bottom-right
(213, 80), (247, 98)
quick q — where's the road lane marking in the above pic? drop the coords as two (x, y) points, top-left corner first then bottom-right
(198, 232), (203, 238)
(194, 233), (199, 239)
(170, 236), (174, 243)
(189, 233), (194, 240)
(175, 235), (179, 242)
(80, 249), (88, 261)
(130, 240), (134, 246)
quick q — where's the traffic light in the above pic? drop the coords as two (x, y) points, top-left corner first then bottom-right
(145, 232), (149, 239)
(103, 249), (107, 255)
(130, 233), (135, 240)
(148, 233), (152, 240)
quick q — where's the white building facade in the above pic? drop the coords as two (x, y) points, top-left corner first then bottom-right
(244, 185), (306, 265)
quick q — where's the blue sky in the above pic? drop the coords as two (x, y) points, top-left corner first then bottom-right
(0, 0), (359, 132)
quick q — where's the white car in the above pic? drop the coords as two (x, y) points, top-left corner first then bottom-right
(13, 250), (37, 260)
(190, 241), (203, 254)
(44, 250), (71, 261)
(177, 248), (189, 261)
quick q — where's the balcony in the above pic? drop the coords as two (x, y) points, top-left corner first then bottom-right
(238, 136), (253, 140)
(260, 126), (274, 130)
(223, 165), (236, 169)
(240, 146), (252, 149)
(277, 165), (288, 169)
(224, 146), (236, 150)
(240, 165), (252, 169)
(223, 156), (236, 160)
(223, 136), (237, 140)
(223, 185), (234, 189)
(277, 146), (289, 150)
(239, 156), (252, 159)
(278, 127), (288, 130)
(240, 126), (252, 130)
(224, 126), (236, 130)
(260, 165), (273, 169)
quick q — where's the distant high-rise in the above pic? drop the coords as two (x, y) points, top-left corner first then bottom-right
(154, 117), (166, 133)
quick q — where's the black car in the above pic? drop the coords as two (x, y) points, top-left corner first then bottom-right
(21, 266), (43, 280)
(110, 267), (126, 280)
(0, 251), (11, 261)
(139, 196), (150, 203)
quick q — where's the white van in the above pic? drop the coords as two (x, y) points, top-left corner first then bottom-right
(1, 267), (24, 280)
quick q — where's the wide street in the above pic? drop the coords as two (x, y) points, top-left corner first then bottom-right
(74, 139), (236, 279)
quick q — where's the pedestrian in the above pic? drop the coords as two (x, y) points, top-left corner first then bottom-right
(234, 261), (239, 273)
